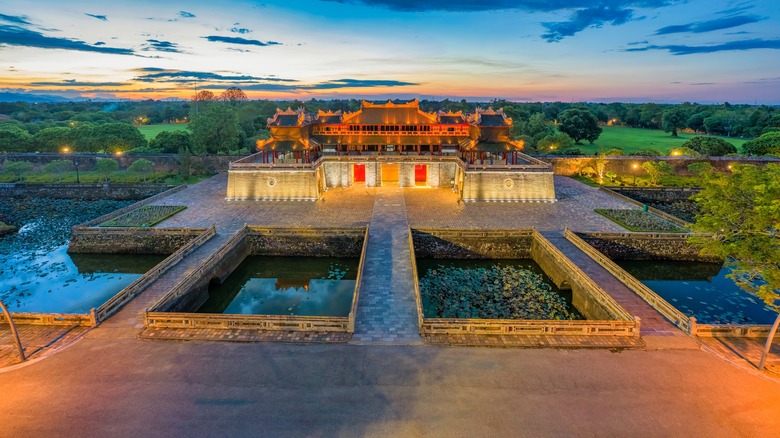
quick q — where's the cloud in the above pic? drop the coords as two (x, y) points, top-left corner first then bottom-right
(29, 80), (127, 87)
(624, 38), (780, 55)
(0, 25), (135, 55)
(132, 68), (297, 83)
(654, 15), (764, 35)
(0, 13), (32, 25)
(202, 35), (281, 46)
(542, 6), (634, 42)
(324, 1), (680, 41)
(200, 78), (418, 91)
(230, 27), (252, 34)
(179, 11), (196, 18)
(144, 39), (183, 53)
(321, 1), (678, 13)
(85, 13), (107, 21)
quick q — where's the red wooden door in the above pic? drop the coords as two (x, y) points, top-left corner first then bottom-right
(414, 164), (427, 182)
(353, 164), (366, 182)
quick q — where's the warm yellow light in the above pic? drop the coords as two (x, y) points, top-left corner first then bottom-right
(632, 163), (638, 169)
(115, 151), (123, 156)
(61, 147), (70, 153)
(672, 150), (680, 156)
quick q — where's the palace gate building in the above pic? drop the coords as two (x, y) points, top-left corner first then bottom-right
(226, 99), (556, 202)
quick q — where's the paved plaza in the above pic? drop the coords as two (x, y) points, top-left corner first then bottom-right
(2, 173), (779, 436)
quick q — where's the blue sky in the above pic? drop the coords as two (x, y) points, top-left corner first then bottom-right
(0, 0), (778, 102)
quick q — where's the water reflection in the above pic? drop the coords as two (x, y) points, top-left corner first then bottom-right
(199, 256), (359, 317)
(0, 245), (165, 314)
(617, 260), (777, 325)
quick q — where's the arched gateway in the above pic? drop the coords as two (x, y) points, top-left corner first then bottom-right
(226, 99), (556, 202)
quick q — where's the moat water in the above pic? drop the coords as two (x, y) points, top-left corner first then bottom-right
(415, 258), (581, 318)
(616, 260), (777, 325)
(199, 256), (359, 317)
(0, 245), (165, 313)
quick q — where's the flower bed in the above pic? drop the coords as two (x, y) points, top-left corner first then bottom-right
(100, 205), (186, 227)
(419, 265), (578, 320)
(594, 209), (687, 232)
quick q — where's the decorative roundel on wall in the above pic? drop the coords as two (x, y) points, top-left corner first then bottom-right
(503, 179), (514, 189)
(267, 177), (277, 187)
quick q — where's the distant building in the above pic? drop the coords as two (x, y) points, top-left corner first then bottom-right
(227, 99), (555, 202)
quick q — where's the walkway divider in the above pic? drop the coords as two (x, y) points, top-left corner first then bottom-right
(564, 228), (777, 339)
(94, 225), (216, 322)
(347, 226), (370, 332)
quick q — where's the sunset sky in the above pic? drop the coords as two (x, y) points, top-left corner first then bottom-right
(1, 0), (779, 103)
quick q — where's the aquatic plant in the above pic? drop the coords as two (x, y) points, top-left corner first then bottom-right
(419, 265), (577, 320)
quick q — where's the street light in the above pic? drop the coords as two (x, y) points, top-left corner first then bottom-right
(632, 163), (639, 186)
(73, 158), (80, 183)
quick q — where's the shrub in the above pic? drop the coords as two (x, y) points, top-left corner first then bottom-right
(742, 131), (780, 156)
(682, 136), (737, 156)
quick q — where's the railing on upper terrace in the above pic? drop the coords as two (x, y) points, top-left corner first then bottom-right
(228, 151), (553, 173)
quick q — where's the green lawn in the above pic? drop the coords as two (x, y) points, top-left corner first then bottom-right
(570, 126), (748, 155)
(137, 124), (189, 140)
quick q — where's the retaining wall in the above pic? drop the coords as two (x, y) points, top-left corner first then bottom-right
(547, 156), (778, 176)
(0, 153), (241, 174)
(577, 232), (719, 262)
(411, 229), (533, 259)
(68, 228), (206, 254)
(247, 226), (365, 257)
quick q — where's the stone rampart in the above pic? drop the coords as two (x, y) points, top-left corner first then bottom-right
(0, 183), (174, 200)
(547, 156), (778, 176)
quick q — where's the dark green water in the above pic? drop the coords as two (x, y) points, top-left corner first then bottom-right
(199, 256), (359, 317)
(415, 258), (580, 318)
(0, 245), (165, 314)
(616, 260), (777, 325)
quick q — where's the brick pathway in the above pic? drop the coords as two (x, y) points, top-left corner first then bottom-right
(0, 324), (90, 368)
(541, 231), (684, 337)
(351, 187), (422, 344)
(699, 336), (780, 375)
(138, 327), (351, 343)
(425, 333), (645, 349)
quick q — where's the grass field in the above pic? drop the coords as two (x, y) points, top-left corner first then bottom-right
(137, 124), (189, 140)
(567, 126), (748, 155)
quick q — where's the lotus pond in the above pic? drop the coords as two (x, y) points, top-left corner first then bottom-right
(616, 260), (777, 325)
(0, 245), (165, 313)
(199, 256), (359, 316)
(416, 259), (581, 320)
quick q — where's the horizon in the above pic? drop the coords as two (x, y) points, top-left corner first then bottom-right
(1, 0), (779, 104)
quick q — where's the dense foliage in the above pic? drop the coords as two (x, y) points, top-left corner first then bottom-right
(689, 164), (780, 311)
(681, 136), (737, 156)
(742, 132), (780, 156)
(557, 108), (602, 144)
(419, 265), (577, 320)
(100, 205), (186, 227)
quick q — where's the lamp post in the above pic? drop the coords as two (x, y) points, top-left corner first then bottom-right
(0, 300), (25, 362)
(73, 158), (80, 183)
(632, 163), (638, 186)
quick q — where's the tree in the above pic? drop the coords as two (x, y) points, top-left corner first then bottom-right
(557, 108), (602, 144)
(220, 87), (248, 106)
(33, 127), (73, 152)
(629, 147), (664, 156)
(192, 90), (216, 102)
(515, 113), (555, 149)
(44, 159), (71, 181)
(687, 162), (713, 175)
(682, 136), (737, 156)
(536, 132), (574, 153)
(128, 158), (154, 182)
(689, 164), (780, 370)
(641, 161), (673, 185)
(189, 105), (241, 154)
(687, 111), (709, 133)
(94, 158), (119, 182)
(742, 132), (780, 156)
(84, 123), (147, 154)
(4, 161), (33, 181)
(178, 146), (193, 181)
(662, 107), (688, 137)
(149, 130), (192, 153)
(0, 123), (33, 152)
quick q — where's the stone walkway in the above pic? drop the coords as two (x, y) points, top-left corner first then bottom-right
(541, 230), (685, 337)
(98, 231), (234, 331)
(351, 187), (421, 344)
(0, 324), (90, 368)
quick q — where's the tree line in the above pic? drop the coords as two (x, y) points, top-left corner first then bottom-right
(1, 93), (779, 156)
